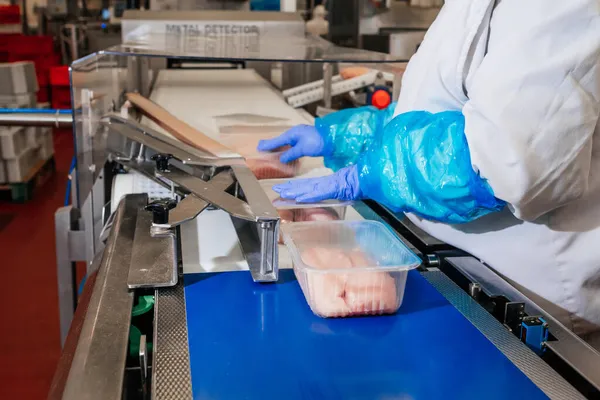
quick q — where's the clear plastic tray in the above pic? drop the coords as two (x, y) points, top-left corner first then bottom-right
(260, 178), (352, 243)
(282, 220), (421, 318)
(245, 151), (300, 180)
(217, 135), (301, 180)
(259, 178), (354, 209)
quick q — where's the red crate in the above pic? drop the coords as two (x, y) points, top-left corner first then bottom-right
(8, 52), (59, 67)
(36, 69), (49, 87)
(37, 86), (49, 103)
(0, 6), (20, 25)
(0, 34), (18, 61)
(50, 66), (69, 86)
(7, 35), (54, 56)
(0, 34), (19, 50)
(51, 86), (71, 110)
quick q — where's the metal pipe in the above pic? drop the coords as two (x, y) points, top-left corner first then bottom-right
(0, 112), (73, 127)
(0, 108), (72, 114)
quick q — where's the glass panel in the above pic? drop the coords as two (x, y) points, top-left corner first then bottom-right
(101, 34), (406, 63)
(70, 43), (405, 261)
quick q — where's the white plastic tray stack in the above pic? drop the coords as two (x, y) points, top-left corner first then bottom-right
(0, 62), (53, 183)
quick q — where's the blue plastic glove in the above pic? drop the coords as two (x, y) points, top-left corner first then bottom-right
(272, 166), (362, 203)
(256, 124), (327, 163)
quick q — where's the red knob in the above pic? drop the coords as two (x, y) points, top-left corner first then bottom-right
(372, 89), (391, 110)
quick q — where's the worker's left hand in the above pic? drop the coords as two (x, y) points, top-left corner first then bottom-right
(272, 165), (362, 203)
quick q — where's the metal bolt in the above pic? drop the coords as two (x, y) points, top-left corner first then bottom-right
(468, 283), (482, 300)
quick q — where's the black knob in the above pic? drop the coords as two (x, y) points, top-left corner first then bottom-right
(145, 198), (177, 224)
(151, 153), (173, 172)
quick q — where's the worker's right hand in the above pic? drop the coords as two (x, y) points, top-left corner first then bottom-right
(257, 125), (326, 163)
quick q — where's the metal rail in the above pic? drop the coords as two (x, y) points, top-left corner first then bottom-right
(61, 194), (145, 400)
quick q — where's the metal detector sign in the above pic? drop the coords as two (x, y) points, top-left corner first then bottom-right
(121, 17), (305, 59)
(164, 23), (261, 37)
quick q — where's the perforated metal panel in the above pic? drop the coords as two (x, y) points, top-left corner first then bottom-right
(422, 270), (584, 400)
(152, 283), (193, 400)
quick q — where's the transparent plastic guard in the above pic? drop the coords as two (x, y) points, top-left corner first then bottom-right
(103, 33), (407, 63)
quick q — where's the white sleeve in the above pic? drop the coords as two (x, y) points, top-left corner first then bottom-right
(462, 0), (600, 221)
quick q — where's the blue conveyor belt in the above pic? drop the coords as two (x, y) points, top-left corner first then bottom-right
(184, 270), (548, 400)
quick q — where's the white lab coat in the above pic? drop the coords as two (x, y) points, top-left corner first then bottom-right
(395, 0), (600, 334)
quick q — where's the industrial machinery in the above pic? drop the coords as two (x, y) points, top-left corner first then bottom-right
(49, 25), (600, 400)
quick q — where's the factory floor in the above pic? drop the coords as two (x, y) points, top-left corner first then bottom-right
(0, 129), (74, 399)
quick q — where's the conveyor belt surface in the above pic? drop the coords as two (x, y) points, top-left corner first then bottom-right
(184, 270), (548, 399)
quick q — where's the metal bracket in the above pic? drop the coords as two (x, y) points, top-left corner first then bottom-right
(139, 334), (149, 400)
(161, 170), (235, 228)
(503, 302), (525, 334)
(55, 205), (91, 346)
(127, 203), (178, 289)
(159, 168), (256, 222)
(101, 115), (281, 283)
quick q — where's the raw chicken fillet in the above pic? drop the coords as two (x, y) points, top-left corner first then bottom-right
(299, 247), (399, 318)
(219, 134), (300, 180)
(247, 157), (299, 180)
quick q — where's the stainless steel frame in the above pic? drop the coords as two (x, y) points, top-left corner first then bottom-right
(128, 207), (178, 289)
(445, 257), (600, 392)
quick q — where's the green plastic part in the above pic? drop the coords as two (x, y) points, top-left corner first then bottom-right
(132, 295), (155, 317)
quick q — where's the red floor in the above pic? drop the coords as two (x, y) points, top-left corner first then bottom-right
(0, 130), (74, 399)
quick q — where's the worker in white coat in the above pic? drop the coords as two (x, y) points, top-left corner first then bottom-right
(259, 0), (600, 347)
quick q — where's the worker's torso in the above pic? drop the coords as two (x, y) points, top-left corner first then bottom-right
(395, 0), (600, 332)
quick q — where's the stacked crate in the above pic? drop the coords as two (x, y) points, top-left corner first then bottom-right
(1, 35), (60, 104)
(0, 62), (54, 187)
(0, 6), (21, 35)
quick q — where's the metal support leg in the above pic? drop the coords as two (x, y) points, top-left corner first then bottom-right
(55, 206), (77, 346)
(55, 205), (91, 346)
(68, 24), (78, 61)
(393, 72), (402, 102)
(323, 62), (333, 109)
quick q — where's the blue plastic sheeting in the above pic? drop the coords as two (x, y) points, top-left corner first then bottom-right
(184, 270), (548, 400)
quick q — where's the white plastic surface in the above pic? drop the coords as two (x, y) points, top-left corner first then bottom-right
(111, 172), (175, 214)
(142, 69), (310, 141)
